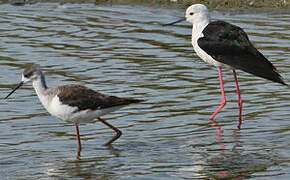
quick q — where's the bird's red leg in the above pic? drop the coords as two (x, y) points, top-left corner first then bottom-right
(233, 70), (243, 130)
(210, 68), (226, 120)
(75, 123), (82, 159)
(98, 117), (122, 146)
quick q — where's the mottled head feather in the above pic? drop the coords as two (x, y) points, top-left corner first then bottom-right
(21, 64), (46, 88)
(23, 64), (41, 79)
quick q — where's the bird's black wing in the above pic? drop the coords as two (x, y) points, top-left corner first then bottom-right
(56, 85), (142, 112)
(198, 21), (286, 85)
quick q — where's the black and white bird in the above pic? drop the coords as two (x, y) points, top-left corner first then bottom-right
(5, 64), (143, 158)
(165, 4), (287, 127)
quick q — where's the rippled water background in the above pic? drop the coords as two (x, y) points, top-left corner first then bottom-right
(0, 2), (289, 179)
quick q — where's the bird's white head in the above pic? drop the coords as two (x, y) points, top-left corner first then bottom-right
(185, 4), (210, 25)
(21, 64), (42, 83)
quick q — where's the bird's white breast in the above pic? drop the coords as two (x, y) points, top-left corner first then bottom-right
(39, 94), (123, 124)
(44, 95), (77, 121)
(191, 31), (224, 67)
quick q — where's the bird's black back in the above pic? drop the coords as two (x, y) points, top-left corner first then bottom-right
(198, 21), (286, 85)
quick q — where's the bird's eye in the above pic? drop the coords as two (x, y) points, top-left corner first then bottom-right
(24, 72), (33, 78)
(190, 12), (194, 15)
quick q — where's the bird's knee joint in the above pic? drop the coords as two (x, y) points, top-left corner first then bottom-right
(117, 130), (122, 137)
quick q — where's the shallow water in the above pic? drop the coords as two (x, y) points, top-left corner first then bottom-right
(0, 2), (289, 179)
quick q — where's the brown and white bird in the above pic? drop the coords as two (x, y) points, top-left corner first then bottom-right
(5, 64), (143, 158)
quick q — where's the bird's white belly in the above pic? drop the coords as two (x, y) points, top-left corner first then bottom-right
(71, 106), (123, 124)
(39, 94), (123, 124)
(44, 95), (77, 121)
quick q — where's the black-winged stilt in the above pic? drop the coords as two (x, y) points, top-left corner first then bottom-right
(5, 64), (143, 158)
(165, 4), (287, 127)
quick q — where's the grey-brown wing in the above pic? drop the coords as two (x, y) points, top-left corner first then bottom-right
(57, 85), (142, 111)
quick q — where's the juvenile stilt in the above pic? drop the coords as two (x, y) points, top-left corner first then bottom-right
(98, 117), (122, 146)
(4, 64), (143, 158)
(75, 123), (82, 159)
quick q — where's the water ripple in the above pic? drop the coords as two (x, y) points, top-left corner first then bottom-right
(0, 3), (289, 179)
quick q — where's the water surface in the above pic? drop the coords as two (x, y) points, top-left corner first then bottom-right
(0, 3), (289, 179)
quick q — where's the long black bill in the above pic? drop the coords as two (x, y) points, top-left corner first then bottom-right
(4, 81), (24, 99)
(163, 18), (186, 26)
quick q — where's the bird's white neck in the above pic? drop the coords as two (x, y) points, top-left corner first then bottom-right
(191, 19), (209, 43)
(32, 72), (48, 99)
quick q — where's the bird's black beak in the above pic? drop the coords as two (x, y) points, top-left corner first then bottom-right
(163, 18), (186, 26)
(4, 81), (24, 99)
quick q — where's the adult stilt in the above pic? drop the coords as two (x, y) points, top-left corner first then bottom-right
(210, 68), (226, 120)
(233, 70), (243, 129)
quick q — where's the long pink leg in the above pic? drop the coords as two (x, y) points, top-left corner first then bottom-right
(233, 70), (243, 129)
(75, 123), (82, 159)
(210, 68), (226, 120)
(98, 117), (122, 146)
